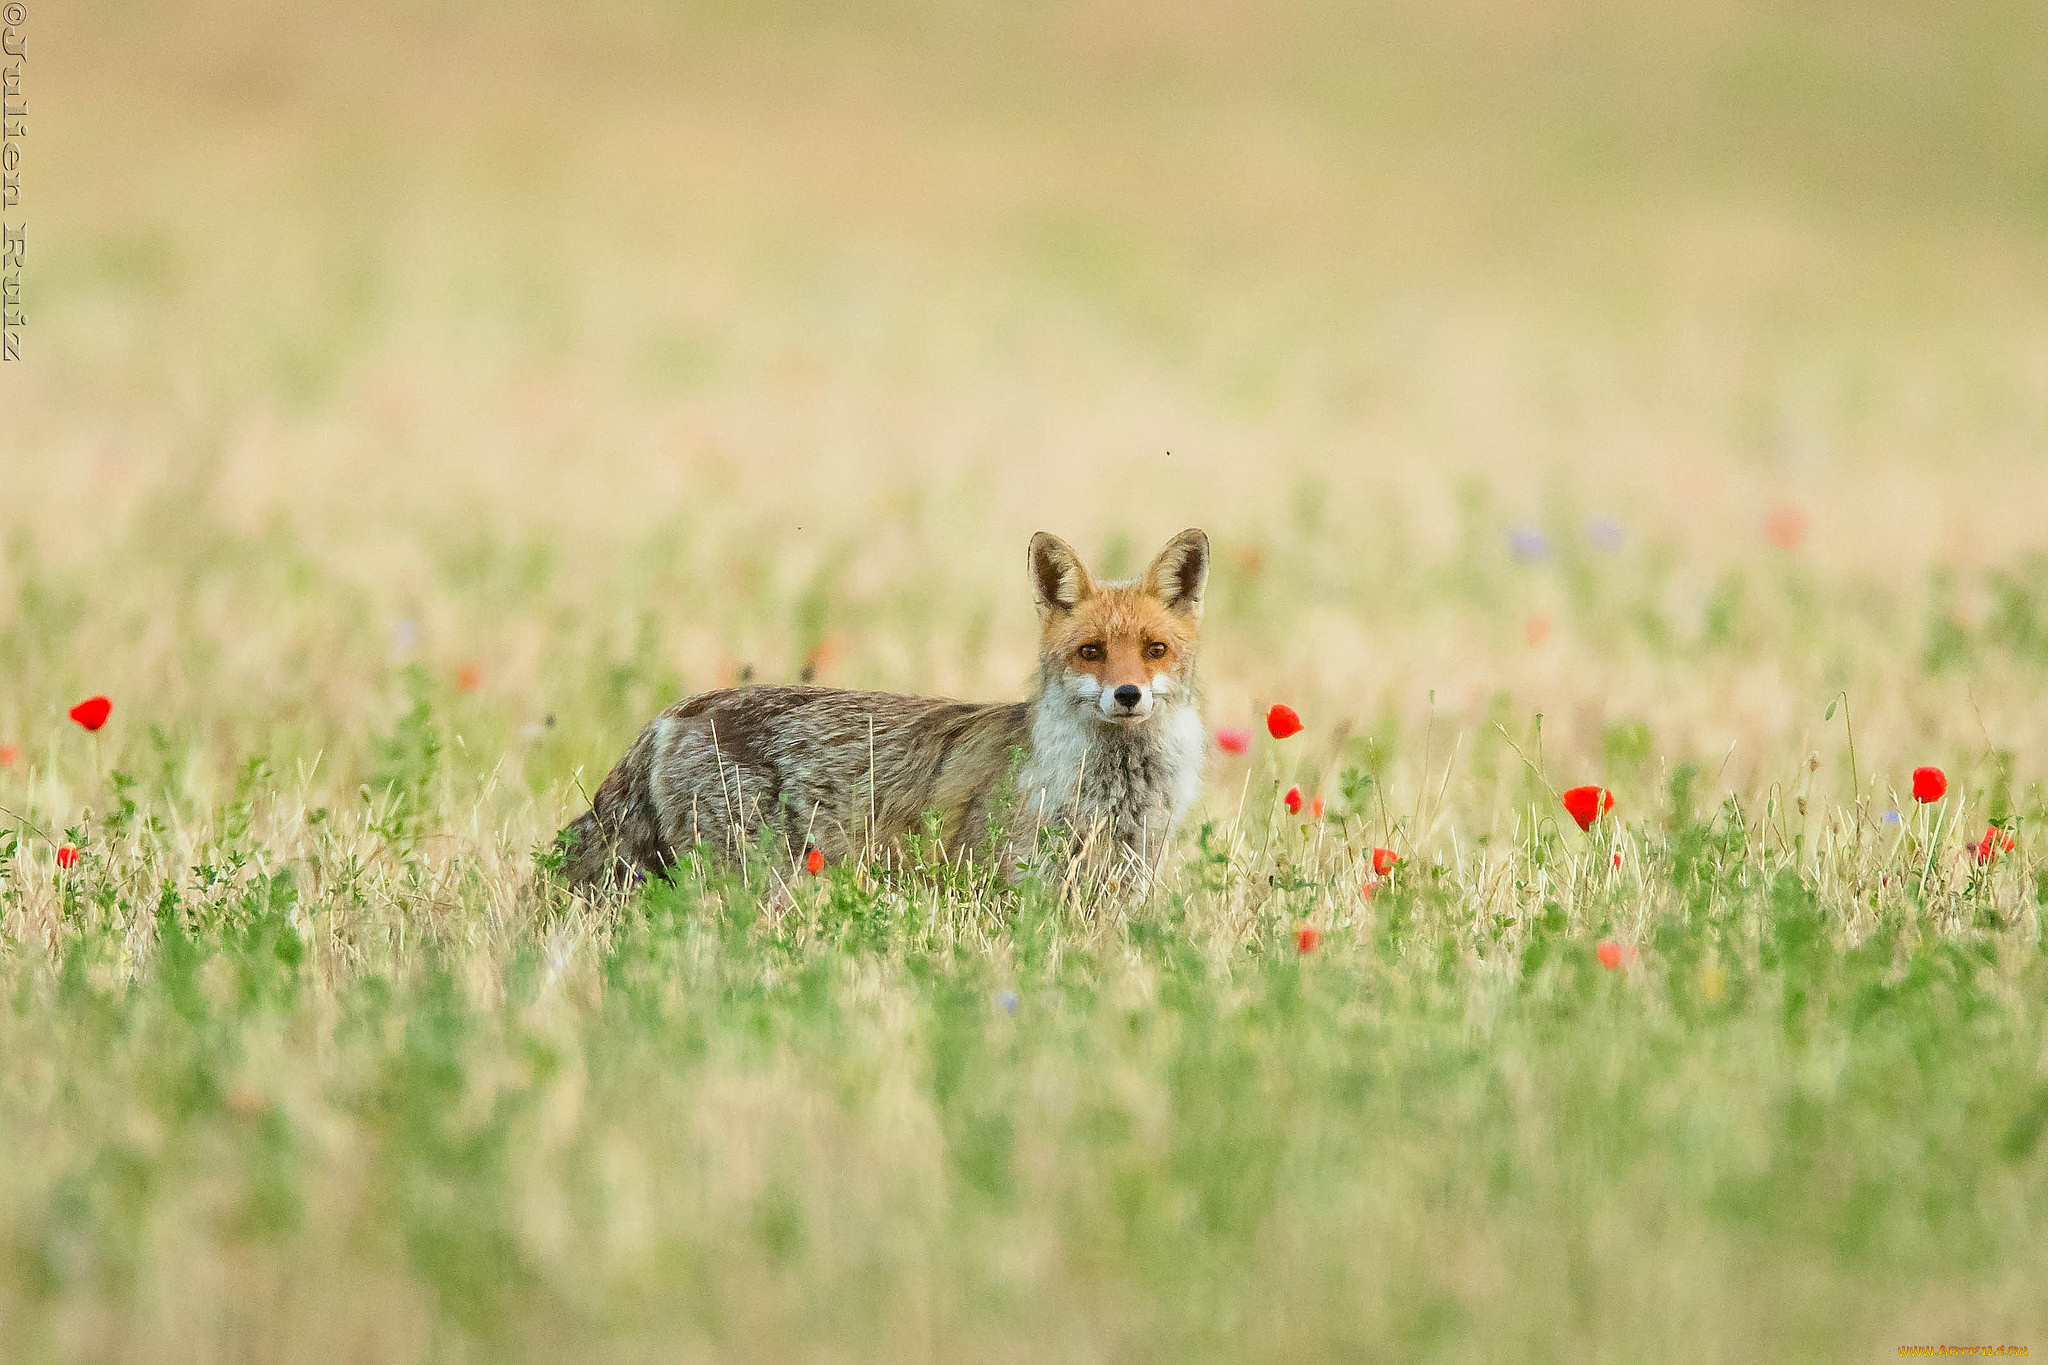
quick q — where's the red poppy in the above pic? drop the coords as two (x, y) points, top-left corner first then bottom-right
(55, 845), (79, 870)
(1266, 704), (1303, 739)
(455, 665), (483, 694)
(0, 743), (17, 767)
(1294, 925), (1320, 954)
(1283, 786), (1303, 815)
(1766, 506), (1808, 550)
(68, 696), (111, 732)
(1596, 939), (1623, 971)
(1371, 847), (1398, 877)
(1561, 785), (1614, 831)
(1911, 767), (1947, 804)
(1612, 851), (1623, 869)
(1310, 797), (1324, 819)
(1975, 827), (2015, 866)
(1215, 727), (1251, 755)
(806, 848), (824, 875)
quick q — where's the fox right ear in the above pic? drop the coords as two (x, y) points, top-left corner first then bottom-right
(1142, 527), (1210, 619)
(1029, 532), (1094, 619)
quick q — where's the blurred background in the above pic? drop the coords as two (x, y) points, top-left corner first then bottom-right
(6, 0), (2048, 801)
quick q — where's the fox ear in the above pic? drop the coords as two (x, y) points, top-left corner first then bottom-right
(1029, 532), (1094, 618)
(1142, 528), (1209, 618)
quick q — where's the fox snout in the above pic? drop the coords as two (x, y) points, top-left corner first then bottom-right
(1102, 679), (1154, 723)
(1065, 671), (1171, 724)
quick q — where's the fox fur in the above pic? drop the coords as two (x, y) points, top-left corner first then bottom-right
(556, 528), (1210, 893)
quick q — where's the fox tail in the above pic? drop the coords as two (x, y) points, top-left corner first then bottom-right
(552, 809), (631, 894)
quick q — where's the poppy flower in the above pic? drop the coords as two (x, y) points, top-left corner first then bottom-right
(1371, 847), (1398, 877)
(1311, 797), (1325, 819)
(1766, 506), (1808, 550)
(1911, 767), (1947, 804)
(1561, 785), (1614, 831)
(1266, 704), (1303, 739)
(1975, 827), (2015, 866)
(1215, 727), (1251, 755)
(1294, 925), (1320, 954)
(1283, 786), (1303, 815)
(455, 665), (483, 694)
(68, 696), (111, 732)
(805, 848), (824, 875)
(1596, 939), (1637, 971)
(1612, 850), (1623, 869)
(0, 743), (17, 767)
(55, 845), (78, 870)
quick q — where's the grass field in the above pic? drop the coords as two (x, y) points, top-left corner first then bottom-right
(5, 0), (2048, 1359)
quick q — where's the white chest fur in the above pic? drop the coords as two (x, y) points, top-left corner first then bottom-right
(1018, 689), (1206, 862)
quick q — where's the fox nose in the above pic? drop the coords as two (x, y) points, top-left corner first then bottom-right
(1114, 685), (1143, 709)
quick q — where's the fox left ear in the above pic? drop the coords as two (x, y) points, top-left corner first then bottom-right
(1030, 532), (1095, 620)
(1143, 528), (1209, 619)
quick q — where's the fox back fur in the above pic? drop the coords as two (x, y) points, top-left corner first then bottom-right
(557, 528), (1210, 892)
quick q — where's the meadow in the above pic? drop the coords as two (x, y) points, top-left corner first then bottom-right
(4, 0), (2048, 1359)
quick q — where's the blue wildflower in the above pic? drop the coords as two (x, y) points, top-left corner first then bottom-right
(1586, 517), (1624, 551)
(1508, 527), (1551, 563)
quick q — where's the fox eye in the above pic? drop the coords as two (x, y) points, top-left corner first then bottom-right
(1077, 643), (1104, 662)
(1145, 641), (1169, 659)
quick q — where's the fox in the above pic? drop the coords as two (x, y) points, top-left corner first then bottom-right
(555, 527), (1211, 895)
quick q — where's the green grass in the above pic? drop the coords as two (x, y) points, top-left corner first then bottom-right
(5, 800), (2046, 1361)
(3, 517), (2046, 1361)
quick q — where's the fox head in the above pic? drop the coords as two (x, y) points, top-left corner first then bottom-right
(1029, 528), (1209, 726)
